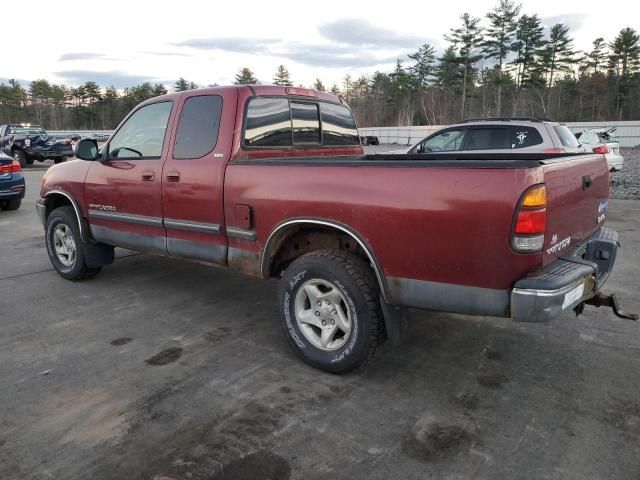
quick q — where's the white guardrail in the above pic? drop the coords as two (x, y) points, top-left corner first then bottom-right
(51, 121), (640, 148)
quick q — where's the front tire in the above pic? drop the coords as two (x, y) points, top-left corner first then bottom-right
(279, 250), (384, 374)
(45, 206), (101, 280)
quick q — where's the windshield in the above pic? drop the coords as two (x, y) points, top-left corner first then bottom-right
(8, 125), (46, 135)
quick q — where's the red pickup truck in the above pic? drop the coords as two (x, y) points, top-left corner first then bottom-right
(36, 85), (632, 373)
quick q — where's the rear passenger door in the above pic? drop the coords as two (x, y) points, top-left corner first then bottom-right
(161, 90), (237, 264)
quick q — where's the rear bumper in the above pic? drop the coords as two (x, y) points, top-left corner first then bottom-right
(606, 154), (624, 171)
(0, 174), (26, 199)
(511, 227), (618, 322)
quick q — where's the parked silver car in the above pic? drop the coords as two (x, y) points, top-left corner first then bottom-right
(575, 127), (624, 171)
(390, 118), (585, 155)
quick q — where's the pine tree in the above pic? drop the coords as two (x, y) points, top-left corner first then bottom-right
(540, 24), (575, 114)
(313, 78), (326, 91)
(446, 13), (483, 118)
(273, 65), (293, 86)
(408, 43), (437, 88)
(173, 78), (198, 92)
(482, 0), (521, 115)
(511, 14), (545, 88)
(329, 84), (340, 95)
(609, 27), (640, 119)
(436, 46), (462, 87)
(234, 68), (258, 85)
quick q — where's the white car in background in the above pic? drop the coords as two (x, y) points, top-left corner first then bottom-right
(383, 118), (585, 155)
(575, 127), (624, 171)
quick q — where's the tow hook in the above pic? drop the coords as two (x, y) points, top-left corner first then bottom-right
(575, 292), (639, 321)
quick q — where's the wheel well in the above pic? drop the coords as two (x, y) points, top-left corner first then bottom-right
(44, 194), (73, 220)
(265, 224), (379, 276)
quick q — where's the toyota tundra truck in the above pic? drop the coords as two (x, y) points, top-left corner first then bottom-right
(35, 85), (635, 373)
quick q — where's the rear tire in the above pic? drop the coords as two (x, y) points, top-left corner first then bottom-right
(1, 198), (21, 210)
(279, 249), (384, 374)
(54, 157), (67, 164)
(45, 206), (102, 280)
(13, 150), (28, 167)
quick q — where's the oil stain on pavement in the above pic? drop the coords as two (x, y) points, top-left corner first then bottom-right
(211, 450), (291, 480)
(110, 337), (132, 346)
(402, 416), (473, 462)
(145, 347), (183, 366)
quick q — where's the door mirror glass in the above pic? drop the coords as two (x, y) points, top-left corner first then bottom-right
(74, 138), (99, 160)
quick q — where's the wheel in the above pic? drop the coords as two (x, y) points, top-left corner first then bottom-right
(54, 157), (68, 164)
(13, 150), (28, 167)
(1, 198), (21, 210)
(279, 249), (384, 374)
(45, 206), (102, 280)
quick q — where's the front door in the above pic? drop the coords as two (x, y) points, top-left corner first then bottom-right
(161, 90), (236, 264)
(84, 101), (175, 253)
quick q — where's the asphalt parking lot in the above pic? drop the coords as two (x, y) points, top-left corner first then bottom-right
(1, 169), (639, 480)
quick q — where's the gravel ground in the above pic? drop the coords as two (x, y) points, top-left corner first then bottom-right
(611, 149), (640, 200)
(364, 145), (640, 200)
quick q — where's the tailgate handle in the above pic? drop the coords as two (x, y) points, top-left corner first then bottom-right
(582, 175), (592, 190)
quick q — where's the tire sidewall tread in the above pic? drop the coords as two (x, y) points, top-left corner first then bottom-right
(279, 249), (383, 374)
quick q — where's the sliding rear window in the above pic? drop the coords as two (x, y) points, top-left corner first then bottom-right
(243, 98), (359, 148)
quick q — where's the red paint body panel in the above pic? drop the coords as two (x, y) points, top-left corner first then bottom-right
(541, 155), (610, 264)
(223, 164), (545, 290)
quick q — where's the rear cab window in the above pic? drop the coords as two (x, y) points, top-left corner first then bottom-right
(553, 125), (580, 148)
(243, 97), (359, 148)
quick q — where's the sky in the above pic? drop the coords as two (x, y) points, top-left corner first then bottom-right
(3, 0), (637, 90)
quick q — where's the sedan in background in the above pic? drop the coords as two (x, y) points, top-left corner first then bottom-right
(576, 127), (624, 171)
(0, 152), (25, 210)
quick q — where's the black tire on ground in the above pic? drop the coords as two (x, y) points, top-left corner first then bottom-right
(12, 150), (28, 167)
(54, 157), (68, 164)
(279, 249), (384, 374)
(1, 198), (21, 210)
(45, 206), (102, 281)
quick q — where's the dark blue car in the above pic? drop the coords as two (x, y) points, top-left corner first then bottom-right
(0, 152), (25, 210)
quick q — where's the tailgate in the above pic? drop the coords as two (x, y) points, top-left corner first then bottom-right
(541, 154), (610, 265)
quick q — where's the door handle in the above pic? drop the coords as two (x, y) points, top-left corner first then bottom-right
(166, 171), (181, 182)
(141, 170), (155, 181)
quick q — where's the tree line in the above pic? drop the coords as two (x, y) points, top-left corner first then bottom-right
(1, 0), (639, 130)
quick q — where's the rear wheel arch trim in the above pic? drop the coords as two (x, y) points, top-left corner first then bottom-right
(261, 218), (391, 303)
(43, 190), (87, 241)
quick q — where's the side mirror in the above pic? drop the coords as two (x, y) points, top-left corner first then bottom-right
(74, 138), (99, 161)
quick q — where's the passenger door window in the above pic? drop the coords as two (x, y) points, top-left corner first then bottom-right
(173, 95), (223, 159)
(510, 126), (544, 149)
(107, 102), (172, 159)
(417, 129), (466, 152)
(464, 127), (509, 150)
(244, 98), (292, 147)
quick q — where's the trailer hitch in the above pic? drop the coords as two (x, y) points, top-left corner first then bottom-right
(575, 292), (639, 321)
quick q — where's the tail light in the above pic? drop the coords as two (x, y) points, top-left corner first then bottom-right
(512, 184), (546, 253)
(0, 160), (22, 174)
(592, 145), (609, 154)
